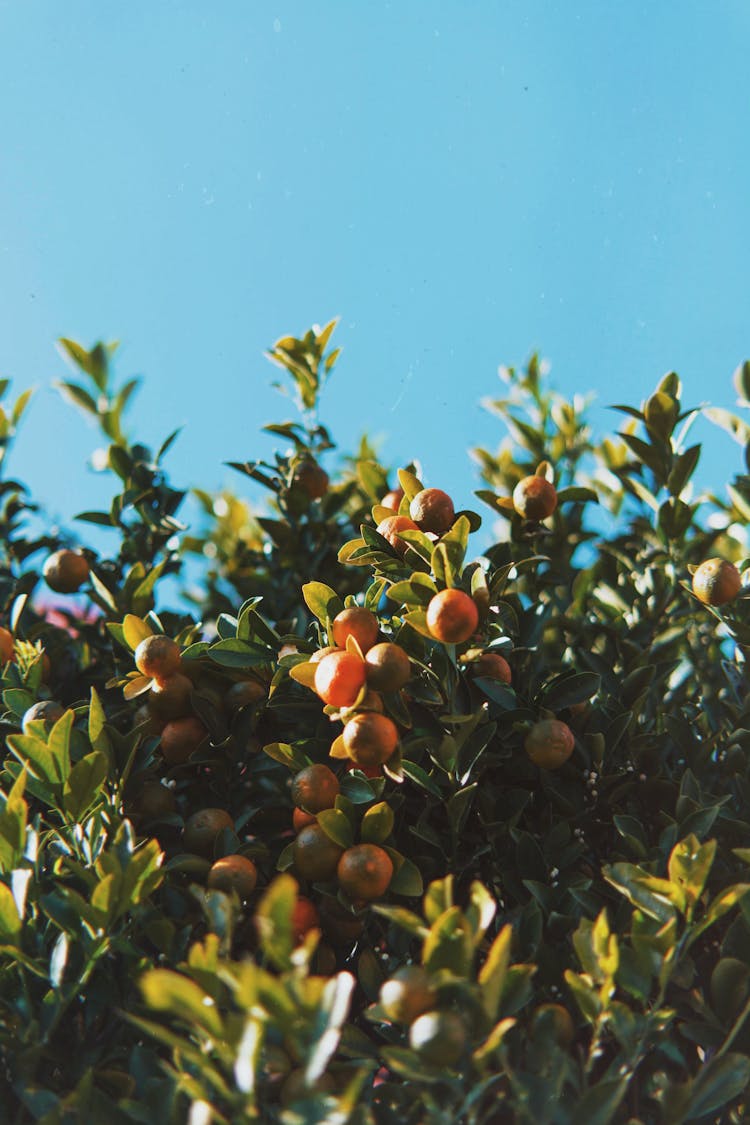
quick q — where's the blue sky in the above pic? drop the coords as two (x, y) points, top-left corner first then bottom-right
(1, 3), (749, 556)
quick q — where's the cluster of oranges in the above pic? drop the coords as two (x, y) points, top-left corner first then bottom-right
(133, 635), (209, 764)
(290, 763), (394, 903)
(309, 605), (410, 770)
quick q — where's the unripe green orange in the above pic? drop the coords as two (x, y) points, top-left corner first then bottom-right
(379, 966), (437, 1024)
(524, 719), (575, 770)
(409, 1010), (467, 1066)
(207, 854), (258, 898)
(183, 808), (234, 857)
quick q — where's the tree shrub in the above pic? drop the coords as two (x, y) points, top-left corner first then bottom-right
(1, 325), (750, 1122)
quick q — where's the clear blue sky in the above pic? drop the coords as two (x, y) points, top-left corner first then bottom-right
(1, 3), (749, 550)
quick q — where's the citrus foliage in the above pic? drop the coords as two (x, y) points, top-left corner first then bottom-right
(1, 329), (750, 1123)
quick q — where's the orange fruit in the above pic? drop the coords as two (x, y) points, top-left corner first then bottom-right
(331, 606), (379, 654)
(131, 779), (176, 821)
(293, 459), (329, 499)
(692, 558), (742, 606)
(473, 652), (512, 685)
(225, 678), (267, 710)
(313, 650), (366, 708)
(21, 700), (65, 733)
(381, 487), (405, 513)
(134, 635), (182, 680)
(292, 807), (317, 832)
(0, 628), (14, 664)
(183, 808), (234, 857)
(409, 488), (455, 535)
(379, 966), (437, 1024)
(42, 549), (90, 594)
(160, 715), (208, 764)
(293, 823), (344, 883)
(291, 896), (320, 941)
(365, 642), (411, 692)
(512, 476), (558, 521)
(530, 1003), (575, 1048)
(337, 843), (393, 901)
(524, 719), (575, 770)
(409, 1010), (467, 1066)
(310, 645), (339, 664)
(426, 589), (479, 644)
(207, 854), (258, 898)
(376, 515), (420, 556)
(345, 761), (382, 780)
(291, 763), (340, 814)
(147, 672), (193, 721)
(342, 712), (399, 766)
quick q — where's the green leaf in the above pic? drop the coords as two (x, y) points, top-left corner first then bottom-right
(360, 802), (394, 845)
(422, 907), (474, 976)
(687, 1053), (750, 1120)
(255, 873), (297, 970)
(0, 882), (21, 943)
(564, 970), (602, 1023)
(387, 852), (424, 897)
(571, 1077), (630, 1125)
(667, 835), (715, 916)
(317, 808), (354, 849)
(478, 924), (512, 1021)
(139, 969), (224, 1038)
(302, 582), (344, 626)
(541, 671), (600, 710)
(262, 742), (309, 772)
(122, 614), (153, 651)
(63, 751), (109, 819)
(604, 862), (682, 923)
(305, 971), (356, 1085)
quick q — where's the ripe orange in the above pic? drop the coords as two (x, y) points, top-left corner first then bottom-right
(342, 712), (399, 766)
(21, 700), (65, 733)
(409, 488), (455, 535)
(293, 823), (344, 883)
(692, 558), (742, 606)
(292, 807), (317, 832)
(313, 650), (366, 708)
(0, 628), (14, 665)
(426, 589), (479, 644)
(147, 672), (193, 721)
(381, 487), (405, 513)
(293, 459), (329, 500)
(291, 895), (320, 941)
(291, 763), (340, 814)
(376, 515), (420, 556)
(379, 966), (437, 1024)
(524, 719), (575, 770)
(530, 1003), (575, 1048)
(337, 843), (393, 901)
(183, 808), (234, 857)
(42, 549), (90, 594)
(409, 1010), (467, 1066)
(310, 645), (339, 664)
(160, 715), (208, 764)
(225, 678), (267, 710)
(365, 642), (411, 692)
(331, 606), (379, 654)
(207, 854), (258, 898)
(473, 652), (512, 684)
(134, 635), (182, 681)
(513, 476), (558, 521)
(345, 760), (382, 779)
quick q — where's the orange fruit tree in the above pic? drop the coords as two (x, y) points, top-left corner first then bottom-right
(0, 327), (749, 1124)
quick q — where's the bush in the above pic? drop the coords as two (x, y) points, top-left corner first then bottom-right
(1, 323), (750, 1123)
